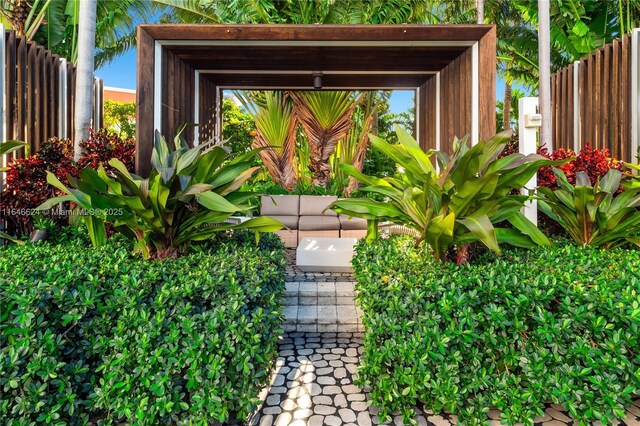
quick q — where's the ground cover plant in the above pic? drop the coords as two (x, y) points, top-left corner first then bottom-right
(0, 229), (286, 425)
(353, 235), (640, 425)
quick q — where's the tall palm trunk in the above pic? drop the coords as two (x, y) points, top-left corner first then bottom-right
(476, 0), (484, 24)
(74, 0), (97, 160)
(538, 0), (552, 150)
(503, 82), (512, 130)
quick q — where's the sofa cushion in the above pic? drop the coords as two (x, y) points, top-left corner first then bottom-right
(261, 195), (300, 216)
(299, 195), (338, 216)
(339, 214), (368, 230)
(265, 215), (299, 230)
(298, 215), (341, 231)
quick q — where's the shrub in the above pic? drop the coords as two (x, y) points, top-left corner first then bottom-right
(77, 128), (136, 172)
(353, 235), (640, 425)
(538, 145), (623, 189)
(40, 128), (283, 258)
(0, 231), (285, 425)
(0, 138), (78, 234)
(0, 134), (135, 235)
(329, 127), (557, 263)
(104, 100), (136, 139)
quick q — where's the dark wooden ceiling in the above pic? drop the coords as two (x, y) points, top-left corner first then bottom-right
(199, 72), (433, 89)
(171, 46), (464, 72)
(144, 24), (494, 89)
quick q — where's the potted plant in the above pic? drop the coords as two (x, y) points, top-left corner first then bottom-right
(30, 213), (56, 242)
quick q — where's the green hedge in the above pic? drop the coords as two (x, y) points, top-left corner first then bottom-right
(353, 236), (640, 425)
(0, 231), (285, 425)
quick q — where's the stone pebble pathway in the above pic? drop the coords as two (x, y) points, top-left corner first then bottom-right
(250, 333), (640, 426)
(249, 250), (640, 425)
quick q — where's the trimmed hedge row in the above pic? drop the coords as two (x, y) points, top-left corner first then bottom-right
(0, 231), (285, 425)
(353, 236), (640, 425)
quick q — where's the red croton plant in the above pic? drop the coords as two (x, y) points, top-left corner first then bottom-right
(537, 144), (624, 189)
(0, 129), (135, 235)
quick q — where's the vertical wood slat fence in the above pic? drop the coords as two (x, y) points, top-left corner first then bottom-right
(1, 26), (104, 164)
(551, 30), (640, 163)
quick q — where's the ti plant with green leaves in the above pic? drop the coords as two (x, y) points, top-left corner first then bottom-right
(538, 168), (640, 248)
(38, 127), (283, 259)
(0, 140), (26, 244)
(329, 127), (559, 264)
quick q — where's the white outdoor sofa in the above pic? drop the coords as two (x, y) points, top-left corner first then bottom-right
(260, 195), (368, 247)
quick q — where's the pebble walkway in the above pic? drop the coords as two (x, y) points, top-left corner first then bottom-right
(249, 250), (640, 426)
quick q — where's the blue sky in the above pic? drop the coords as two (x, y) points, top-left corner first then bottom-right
(95, 49), (517, 115)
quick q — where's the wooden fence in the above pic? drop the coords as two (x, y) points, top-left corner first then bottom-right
(551, 31), (640, 162)
(1, 26), (103, 161)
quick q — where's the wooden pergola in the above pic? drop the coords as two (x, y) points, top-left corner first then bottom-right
(136, 24), (496, 175)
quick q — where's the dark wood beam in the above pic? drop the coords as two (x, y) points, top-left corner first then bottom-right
(141, 24), (494, 42)
(200, 73), (432, 89)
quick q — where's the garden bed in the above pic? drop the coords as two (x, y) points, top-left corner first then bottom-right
(353, 235), (640, 425)
(0, 230), (285, 425)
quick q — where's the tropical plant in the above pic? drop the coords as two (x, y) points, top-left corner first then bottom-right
(0, 0), (50, 39)
(538, 168), (640, 248)
(237, 91), (298, 191)
(0, 0), (154, 67)
(38, 127), (283, 259)
(291, 91), (362, 188)
(156, 0), (437, 25)
(329, 127), (558, 264)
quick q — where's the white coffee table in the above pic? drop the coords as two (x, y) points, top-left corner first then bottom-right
(296, 237), (357, 273)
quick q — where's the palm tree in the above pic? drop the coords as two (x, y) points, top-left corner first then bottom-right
(290, 91), (362, 188)
(0, 0), (49, 39)
(74, 0), (97, 159)
(237, 92), (298, 190)
(155, 0), (437, 25)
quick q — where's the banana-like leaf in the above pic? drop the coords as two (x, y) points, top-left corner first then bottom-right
(0, 231), (24, 245)
(458, 213), (501, 255)
(424, 213), (455, 259)
(176, 145), (202, 174)
(508, 211), (552, 246)
(37, 195), (77, 211)
(0, 140), (26, 156)
(329, 198), (410, 222)
(196, 191), (243, 213)
(84, 215), (108, 248)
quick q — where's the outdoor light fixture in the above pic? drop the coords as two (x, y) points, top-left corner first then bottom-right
(313, 72), (323, 89)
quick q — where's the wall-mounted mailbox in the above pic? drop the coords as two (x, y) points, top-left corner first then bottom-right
(524, 113), (542, 128)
